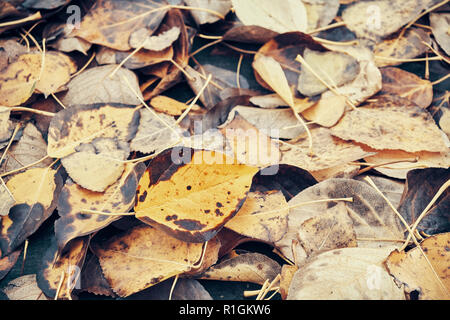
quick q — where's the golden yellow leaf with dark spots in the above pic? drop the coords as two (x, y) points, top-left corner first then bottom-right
(135, 148), (259, 243)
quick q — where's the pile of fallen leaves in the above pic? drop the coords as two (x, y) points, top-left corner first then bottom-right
(0, 0), (449, 300)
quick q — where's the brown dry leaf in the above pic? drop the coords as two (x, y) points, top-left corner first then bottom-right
(96, 46), (173, 70)
(301, 95), (347, 127)
(135, 148), (258, 242)
(0, 51), (77, 106)
(219, 114), (281, 168)
(184, 0), (231, 25)
(0, 123), (53, 176)
(363, 149), (450, 180)
(356, 175), (405, 209)
(0, 249), (21, 281)
(303, 0), (339, 31)
(0, 39), (27, 70)
(385, 233), (450, 300)
(2, 274), (48, 300)
(310, 163), (361, 182)
(45, 24), (92, 55)
(380, 67), (433, 108)
(129, 108), (181, 155)
(253, 55), (294, 107)
(374, 28), (431, 68)
(60, 138), (130, 192)
(0, 107), (14, 148)
(93, 224), (206, 297)
(297, 203), (358, 257)
(47, 103), (140, 159)
(249, 94), (286, 109)
(287, 247), (405, 300)
(331, 95), (449, 153)
(225, 190), (288, 243)
(129, 26), (180, 51)
(61, 65), (144, 107)
(73, 0), (169, 51)
(0, 179), (15, 216)
(37, 236), (89, 299)
(342, 0), (425, 40)
(430, 13), (450, 56)
(280, 126), (373, 171)
(223, 106), (304, 140)
(279, 264), (298, 300)
(200, 252), (281, 285)
(275, 178), (404, 264)
(231, 0), (308, 33)
(150, 96), (201, 116)
(55, 163), (146, 252)
(80, 255), (116, 297)
(0, 167), (62, 256)
(297, 48), (360, 97)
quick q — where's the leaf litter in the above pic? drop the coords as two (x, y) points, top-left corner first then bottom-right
(0, 0), (449, 301)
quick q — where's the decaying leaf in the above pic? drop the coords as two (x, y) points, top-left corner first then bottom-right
(279, 264), (298, 300)
(298, 48), (360, 97)
(342, 0), (425, 40)
(185, 0), (231, 25)
(150, 95), (201, 116)
(379, 67), (433, 108)
(55, 163), (146, 252)
(2, 274), (48, 300)
(231, 0), (308, 34)
(429, 13), (450, 56)
(0, 249), (21, 281)
(61, 65), (144, 107)
(80, 255), (116, 297)
(363, 149), (450, 179)
(37, 236), (89, 299)
(374, 28), (432, 67)
(61, 138), (130, 192)
(310, 163), (361, 182)
(287, 247), (405, 300)
(397, 168), (449, 236)
(0, 51), (77, 106)
(225, 190), (288, 243)
(130, 108), (181, 155)
(200, 252), (281, 285)
(0, 107), (14, 148)
(331, 95), (449, 153)
(356, 175), (405, 210)
(73, 0), (169, 51)
(129, 26), (180, 51)
(96, 46), (173, 70)
(0, 179), (15, 217)
(135, 148), (258, 242)
(0, 122), (54, 176)
(93, 224), (206, 297)
(0, 167), (62, 256)
(47, 103), (140, 159)
(280, 126), (373, 172)
(301, 94), (347, 127)
(385, 233), (450, 300)
(303, 0), (340, 31)
(275, 178), (404, 263)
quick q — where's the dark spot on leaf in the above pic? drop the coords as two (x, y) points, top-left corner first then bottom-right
(173, 219), (206, 231)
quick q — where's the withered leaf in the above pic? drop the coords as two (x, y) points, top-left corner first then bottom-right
(73, 0), (169, 51)
(301, 94), (347, 127)
(374, 28), (432, 68)
(0, 51), (77, 106)
(430, 13), (450, 56)
(0, 167), (62, 256)
(331, 95), (449, 153)
(55, 163), (146, 252)
(280, 126), (373, 172)
(2, 274), (47, 300)
(128, 278), (212, 300)
(93, 224), (206, 297)
(80, 255), (116, 298)
(297, 48), (360, 97)
(287, 247), (405, 300)
(231, 0), (308, 34)
(150, 95), (201, 116)
(398, 168), (449, 235)
(0, 107), (14, 148)
(275, 178), (404, 264)
(380, 67), (433, 108)
(385, 233), (450, 300)
(200, 252), (281, 285)
(47, 103), (140, 159)
(303, 0), (340, 31)
(37, 236), (90, 299)
(356, 175), (405, 210)
(0, 179), (15, 217)
(342, 0), (425, 40)
(61, 65), (144, 107)
(96, 46), (173, 70)
(0, 123), (53, 177)
(225, 190), (288, 243)
(129, 26), (180, 51)
(185, 0), (231, 25)
(0, 249), (21, 281)
(61, 138), (130, 192)
(135, 148), (258, 242)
